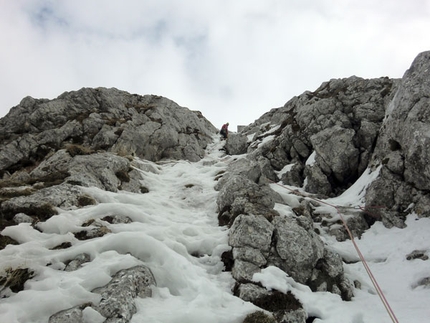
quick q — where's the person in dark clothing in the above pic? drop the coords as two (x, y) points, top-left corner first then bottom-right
(220, 122), (229, 139)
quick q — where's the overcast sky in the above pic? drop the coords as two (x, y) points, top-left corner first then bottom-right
(0, 0), (429, 130)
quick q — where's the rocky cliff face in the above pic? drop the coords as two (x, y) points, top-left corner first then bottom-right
(1, 52), (430, 323)
(227, 52), (430, 230)
(365, 51), (430, 227)
(216, 51), (430, 320)
(238, 76), (398, 195)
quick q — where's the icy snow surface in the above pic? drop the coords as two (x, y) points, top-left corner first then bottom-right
(1, 136), (430, 323)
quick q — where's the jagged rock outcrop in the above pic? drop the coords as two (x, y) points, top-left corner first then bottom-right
(215, 157), (283, 226)
(241, 75), (399, 197)
(225, 133), (248, 155)
(214, 75), (401, 309)
(215, 54), (430, 317)
(365, 51), (430, 227)
(216, 158), (354, 311)
(0, 87), (216, 177)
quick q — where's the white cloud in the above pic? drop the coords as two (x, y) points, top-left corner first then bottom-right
(0, 0), (429, 130)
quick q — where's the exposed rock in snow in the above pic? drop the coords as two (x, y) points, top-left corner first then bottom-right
(49, 265), (155, 323)
(365, 51), (430, 226)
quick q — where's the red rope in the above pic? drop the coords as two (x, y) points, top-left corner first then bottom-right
(270, 181), (399, 323)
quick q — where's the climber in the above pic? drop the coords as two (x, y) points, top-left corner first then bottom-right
(220, 122), (229, 140)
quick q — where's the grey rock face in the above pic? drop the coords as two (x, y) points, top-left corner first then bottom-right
(5, 52), (430, 322)
(328, 212), (370, 242)
(0, 88), (216, 177)
(272, 216), (324, 284)
(233, 247), (267, 267)
(303, 164), (332, 196)
(2, 183), (83, 218)
(237, 283), (271, 302)
(242, 76), (398, 197)
(218, 162), (354, 301)
(215, 158), (262, 189)
(232, 259), (261, 282)
(310, 126), (359, 184)
(229, 214), (274, 252)
(365, 51), (430, 226)
(216, 175), (282, 226)
(224, 133), (248, 155)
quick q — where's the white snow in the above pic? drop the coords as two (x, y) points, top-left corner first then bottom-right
(1, 136), (430, 323)
(275, 163), (295, 178)
(306, 151), (317, 166)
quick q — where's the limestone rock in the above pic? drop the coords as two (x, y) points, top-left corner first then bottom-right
(327, 213), (370, 242)
(215, 158), (262, 190)
(224, 133), (248, 155)
(49, 305), (85, 323)
(93, 265), (156, 322)
(233, 247), (267, 267)
(241, 76), (398, 197)
(229, 214), (274, 253)
(65, 253), (91, 272)
(13, 213), (33, 224)
(310, 126), (359, 184)
(303, 165), (332, 196)
(366, 51), (430, 226)
(216, 174), (281, 224)
(50, 265), (157, 323)
(272, 216), (324, 284)
(0, 88), (217, 177)
(232, 259), (261, 282)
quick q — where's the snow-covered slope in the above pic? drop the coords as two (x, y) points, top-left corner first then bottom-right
(1, 136), (429, 323)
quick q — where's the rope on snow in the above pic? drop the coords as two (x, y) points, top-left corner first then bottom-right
(270, 180), (400, 323)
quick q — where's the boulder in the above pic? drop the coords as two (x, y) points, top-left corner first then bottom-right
(225, 133), (248, 155)
(229, 214), (274, 253)
(303, 165), (332, 196)
(271, 216), (324, 284)
(215, 158), (262, 190)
